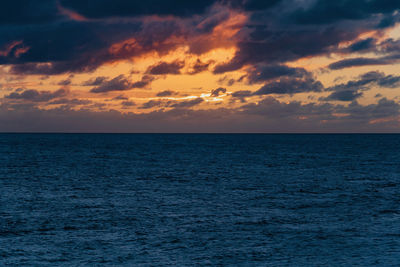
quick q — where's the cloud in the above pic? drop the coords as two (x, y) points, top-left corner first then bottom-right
(113, 95), (129, 100)
(211, 0), (400, 75)
(168, 97), (204, 108)
(156, 90), (179, 97)
(131, 75), (155, 89)
(240, 96), (333, 119)
(380, 38), (400, 54)
(0, 0), (60, 25)
(343, 98), (400, 120)
(3, 95), (399, 133)
(328, 55), (400, 70)
(90, 75), (132, 93)
(231, 90), (253, 102)
(377, 75), (400, 88)
(90, 75), (154, 93)
(254, 77), (323, 95)
(223, 0), (283, 11)
(291, 0), (400, 25)
(210, 87), (226, 97)
(319, 71), (400, 102)
(139, 97), (204, 109)
(240, 96), (400, 126)
(140, 100), (165, 109)
(146, 61), (185, 75)
(187, 59), (212, 75)
(48, 98), (92, 105)
(2, 20), (135, 74)
(59, 0), (217, 18)
(217, 75), (236, 86)
(58, 78), (72, 86)
(5, 88), (68, 102)
(83, 76), (108, 86)
(2, 18), (186, 75)
(322, 90), (364, 102)
(347, 38), (377, 52)
(327, 71), (400, 92)
(245, 64), (309, 84)
(1, 0), (399, 77)
(121, 101), (136, 107)
(58, 0), (283, 22)
(213, 27), (362, 73)
(1, 0), (400, 133)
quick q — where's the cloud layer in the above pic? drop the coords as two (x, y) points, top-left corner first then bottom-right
(1, 0), (400, 132)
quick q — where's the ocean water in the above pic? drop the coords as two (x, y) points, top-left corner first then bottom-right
(1, 134), (400, 266)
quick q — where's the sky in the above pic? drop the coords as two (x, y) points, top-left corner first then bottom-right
(1, 0), (400, 132)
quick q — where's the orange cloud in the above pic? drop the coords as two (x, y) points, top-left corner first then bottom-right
(0, 41), (30, 58)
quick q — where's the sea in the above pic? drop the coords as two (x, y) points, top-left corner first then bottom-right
(1, 134), (400, 266)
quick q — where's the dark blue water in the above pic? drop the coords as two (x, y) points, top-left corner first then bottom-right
(1, 134), (400, 266)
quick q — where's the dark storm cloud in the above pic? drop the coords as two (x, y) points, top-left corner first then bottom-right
(146, 61), (185, 75)
(212, 0), (400, 74)
(291, 0), (400, 25)
(5, 88), (68, 102)
(59, 0), (216, 18)
(223, 0), (283, 11)
(90, 75), (154, 93)
(59, 0), (285, 20)
(0, 0), (60, 25)
(2, 18), (187, 75)
(0, 1), (230, 75)
(2, 20), (139, 74)
(377, 14), (399, 28)
(210, 87), (227, 97)
(1, 0), (399, 76)
(213, 28), (360, 73)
